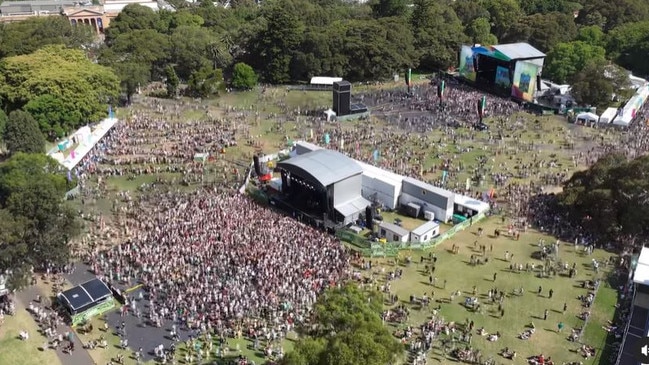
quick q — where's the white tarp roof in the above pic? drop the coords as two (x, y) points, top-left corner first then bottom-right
(599, 108), (618, 124)
(577, 112), (598, 122)
(310, 77), (343, 85)
(335, 196), (370, 217)
(634, 247), (649, 285)
(493, 43), (545, 60)
(49, 118), (118, 170)
(454, 194), (490, 214)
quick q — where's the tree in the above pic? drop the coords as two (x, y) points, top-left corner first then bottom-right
(466, 17), (498, 45)
(576, 0), (649, 31)
(0, 153), (80, 289)
(576, 25), (606, 47)
(482, 0), (523, 40)
(557, 153), (649, 250)
(506, 12), (577, 52)
(0, 109), (7, 142)
(0, 45), (120, 139)
(280, 284), (402, 365)
(187, 66), (225, 97)
(543, 41), (606, 84)
(370, 0), (407, 18)
(3, 111), (45, 155)
(165, 65), (180, 97)
(231, 62), (258, 90)
(606, 21), (649, 77)
(570, 62), (631, 109)
(104, 4), (164, 44)
(254, 0), (305, 83)
(411, 0), (467, 70)
(0, 17), (94, 59)
(170, 26), (229, 80)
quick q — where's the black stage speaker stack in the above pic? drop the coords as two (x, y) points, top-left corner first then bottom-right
(333, 81), (351, 116)
(253, 155), (261, 176)
(365, 205), (374, 231)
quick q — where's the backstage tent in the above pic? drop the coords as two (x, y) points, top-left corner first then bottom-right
(599, 108), (618, 124)
(576, 112), (599, 123)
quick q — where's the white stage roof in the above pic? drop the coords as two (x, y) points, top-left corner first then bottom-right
(493, 43), (545, 60)
(310, 77), (343, 85)
(577, 112), (599, 122)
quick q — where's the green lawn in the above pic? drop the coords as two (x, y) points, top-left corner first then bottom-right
(0, 304), (62, 365)
(364, 217), (617, 364)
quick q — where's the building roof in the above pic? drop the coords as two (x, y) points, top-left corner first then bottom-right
(634, 247), (649, 286)
(335, 196), (370, 218)
(294, 141), (323, 155)
(493, 43), (545, 60)
(411, 220), (439, 236)
(277, 149), (362, 187)
(454, 194), (490, 213)
(379, 221), (410, 237)
(310, 77), (342, 86)
(403, 177), (454, 199)
(357, 161), (404, 187)
(58, 278), (112, 311)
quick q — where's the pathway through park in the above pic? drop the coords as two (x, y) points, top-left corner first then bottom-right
(16, 281), (96, 365)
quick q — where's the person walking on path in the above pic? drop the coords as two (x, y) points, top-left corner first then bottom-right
(544, 309), (549, 320)
(548, 289), (553, 299)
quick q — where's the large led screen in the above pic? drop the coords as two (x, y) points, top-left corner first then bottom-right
(458, 46), (476, 82)
(511, 61), (539, 102)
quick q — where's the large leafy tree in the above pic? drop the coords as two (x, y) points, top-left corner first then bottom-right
(370, 0), (407, 18)
(543, 41), (606, 84)
(231, 62), (258, 90)
(570, 62), (631, 108)
(281, 284), (402, 365)
(0, 153), (80, 289)
(3, 110), (45, 155)
(558, 153), (649, 250)
(0, 16), (94, 59)
(0, 109), (7, 142)
(506, 12), (577, 52)
(170, 26), (231, 80)
(0, 45), (120, 139)
(187, 66), (225, 97)
(411, 0), (467, 70)
(575, 0), (649, 31)
(465, 17), (498, 45)
(104, 4), (166, 43)
(254, 0), (305, 83)
(606, 21), (649, 77)
(343, 18), (418, 80)
(482, 0), (524, 40)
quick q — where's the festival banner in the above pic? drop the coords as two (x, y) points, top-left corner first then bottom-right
(511, 61), (539, 102)
(458, 46), (476, 82)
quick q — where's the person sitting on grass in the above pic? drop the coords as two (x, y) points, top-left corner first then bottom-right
(487, 331), (500, 342)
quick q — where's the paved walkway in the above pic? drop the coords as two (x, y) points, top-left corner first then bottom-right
(16, 281), (96, 365)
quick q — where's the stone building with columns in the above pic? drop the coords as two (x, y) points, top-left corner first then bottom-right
(1, 0), (168, 31)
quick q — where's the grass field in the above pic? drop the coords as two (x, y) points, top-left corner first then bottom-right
(366, 217), (617, 364)
(0, 304), (62, 365)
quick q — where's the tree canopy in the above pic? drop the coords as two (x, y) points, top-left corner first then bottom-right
(557, 153), (649, 249)
(280, 284), (402, 365)
(0, 153), (80, 289)
(3, 110), (45, 155)
(0, 45), (120, 139)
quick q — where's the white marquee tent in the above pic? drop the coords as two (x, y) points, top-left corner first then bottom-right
(599, 108), (618, 124)
(576, 112), (599, 123)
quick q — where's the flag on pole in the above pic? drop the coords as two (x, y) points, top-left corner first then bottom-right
(309, 129), (313, 140)
(437, 81), (445, 100)
(108, 105), (114, 119)
(70, 150), (76, 159)
(340, 138), (344, 150)
(324, 133), (330, 145)
(466, 177), (471, 191)
(356, 141), (360, 155)
(442, 170), (448, 183)
(67, 171), (72, 182)
(373, 149), (380, 162)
